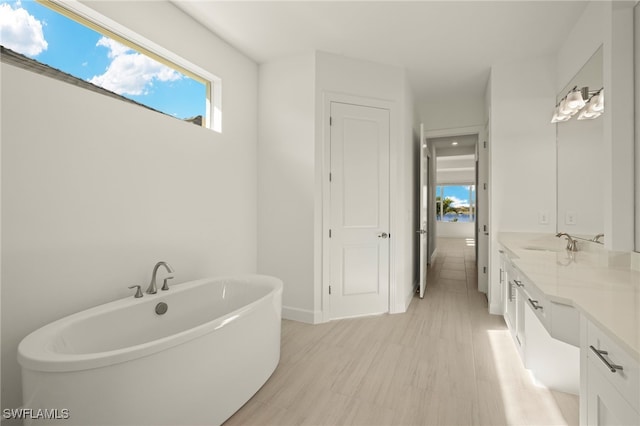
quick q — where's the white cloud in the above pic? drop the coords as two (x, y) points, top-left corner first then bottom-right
(0, 2), (48, 57)
(96, 37), (132, 59)
(90, 37), (181, 96)
(447, 196), (469, 208)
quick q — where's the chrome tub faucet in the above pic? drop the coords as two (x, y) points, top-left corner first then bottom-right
(146, 261), (174, 294)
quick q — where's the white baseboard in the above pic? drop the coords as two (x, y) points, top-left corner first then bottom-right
(406, 281), (418, 307)
(282, 305), (317, 324)
(429, 248), (439, 265)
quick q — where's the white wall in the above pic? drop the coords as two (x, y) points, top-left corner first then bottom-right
(555, 0), (635, 251)
(602, 3), (635, 252)
(258, 54), (316, 321)
(437, 170), (475, 185)
(1, 1), (258, 413)
(420, 95), (485, 132)
(436, 155), (476, 184)
(437, 222), (475, 239)
(489, 56), (557, 233)
(488, 55), (557, 313)
(257, 51), (418, 322)
(556, 1), (605, 93)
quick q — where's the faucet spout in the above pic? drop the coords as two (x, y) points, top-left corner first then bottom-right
(556, 233), (578, 252)
(591, 233), (605, 243)
(146, 261), (174, 294)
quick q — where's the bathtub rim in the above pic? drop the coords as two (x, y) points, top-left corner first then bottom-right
(18, 274), (283, 373)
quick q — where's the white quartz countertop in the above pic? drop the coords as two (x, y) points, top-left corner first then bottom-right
(498, 232), (640, 361)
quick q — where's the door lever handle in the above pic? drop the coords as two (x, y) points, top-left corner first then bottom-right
(378, 232), (389, 239)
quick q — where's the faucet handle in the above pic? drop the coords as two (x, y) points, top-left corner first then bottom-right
(128, 285), (143, 298)
(161, 277), (174, 291)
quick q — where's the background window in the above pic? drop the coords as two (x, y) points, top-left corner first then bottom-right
(436, 185), (476, 222)
(0, 0), (209, 126)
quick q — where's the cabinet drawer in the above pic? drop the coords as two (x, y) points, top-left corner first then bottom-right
(520, 278), (550, 329)
(550, 301), (580, 347)
(587, 321), (640, 412)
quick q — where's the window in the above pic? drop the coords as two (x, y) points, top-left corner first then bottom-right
(0, 0), (221, 131)
(436, 185), (476, 222)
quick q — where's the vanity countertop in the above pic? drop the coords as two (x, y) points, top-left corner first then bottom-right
(498, 232), (640, 361)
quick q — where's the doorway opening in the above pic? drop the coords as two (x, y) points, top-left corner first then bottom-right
(419, 132), (484, 296)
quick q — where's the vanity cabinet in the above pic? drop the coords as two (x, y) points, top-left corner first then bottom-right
(519, 273), (579, 394)
(582, 317), (640, 425)
(498, 247), (579, 393)
(504, 262), (517, 331)
(497, 232), (640, 425)
(500, 249), (524, 357)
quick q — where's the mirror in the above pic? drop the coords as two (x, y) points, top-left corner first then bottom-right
(556, 47), (604, 240)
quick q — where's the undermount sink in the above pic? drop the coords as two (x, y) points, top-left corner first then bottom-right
(522, 246), (561, 253)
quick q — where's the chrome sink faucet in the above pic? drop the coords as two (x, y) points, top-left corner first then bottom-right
(146, 261), (174, 294)
(556, 233), (578, 252)
(591, 233), (605, 243)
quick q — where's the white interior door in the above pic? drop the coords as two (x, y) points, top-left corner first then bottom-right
(418, 124), (428, 298)
(329, 101), (390, 319)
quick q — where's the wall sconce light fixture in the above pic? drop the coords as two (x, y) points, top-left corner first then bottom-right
(551, 86), (604, 123)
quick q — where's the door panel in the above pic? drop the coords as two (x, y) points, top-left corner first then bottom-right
(343, 244), (380, 295)
(329, 102), (390, 319)
(342, 118), (380, 227)
(419, 123), (428, 298)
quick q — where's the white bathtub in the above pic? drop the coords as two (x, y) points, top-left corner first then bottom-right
(18, 274), (283, 426)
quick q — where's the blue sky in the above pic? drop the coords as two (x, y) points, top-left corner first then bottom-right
(438, 185), (476, 208)
(0, 0), (205, 120)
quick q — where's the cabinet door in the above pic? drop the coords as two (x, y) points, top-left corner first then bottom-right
(515, 286), (526, 348)
(505, 279), (516, 330)
(503, 261), (517, 330)
(587, 359), (640, 425)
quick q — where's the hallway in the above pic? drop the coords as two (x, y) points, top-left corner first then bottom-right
(225, 238), (579, 425)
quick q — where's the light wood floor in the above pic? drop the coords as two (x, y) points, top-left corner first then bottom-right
(225, 238), (579, 425)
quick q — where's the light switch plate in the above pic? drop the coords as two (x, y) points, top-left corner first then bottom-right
(565, 211), (577, 225)
(538, 210), (549, 225)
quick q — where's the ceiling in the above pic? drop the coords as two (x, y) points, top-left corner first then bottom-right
(173, 1), (588, 104)
(428, 134), (477, 157)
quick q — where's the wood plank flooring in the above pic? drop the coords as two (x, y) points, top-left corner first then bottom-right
(225, 238), (579, 425)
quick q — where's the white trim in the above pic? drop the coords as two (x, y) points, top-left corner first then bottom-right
(47, 0), (222, 132)
(403, 281), (418, 311)
(429, 247), (439, 266)
(282, 306), (317, 324)
(321, 92), (397, 321)
(424, 125), (484, 140)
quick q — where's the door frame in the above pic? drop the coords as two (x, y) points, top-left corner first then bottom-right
(424, 125), (486, 291)
(321, 92), (397, 322)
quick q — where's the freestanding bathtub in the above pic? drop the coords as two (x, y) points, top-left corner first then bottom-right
(18, 274), (283, 426)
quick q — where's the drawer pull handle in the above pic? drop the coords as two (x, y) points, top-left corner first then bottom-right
(528, 298), (543, 310)
(514, 280), (524, 287)
(589, 346), (624, 373)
